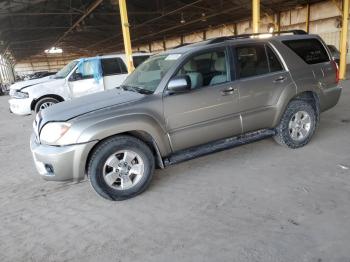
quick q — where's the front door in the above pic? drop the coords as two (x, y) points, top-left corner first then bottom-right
(163, 48), (242, 152)
(68, 59), (104, 98)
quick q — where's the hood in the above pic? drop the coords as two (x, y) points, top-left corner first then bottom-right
(10, 75), (54, 91)
(40, 89), (145, 124)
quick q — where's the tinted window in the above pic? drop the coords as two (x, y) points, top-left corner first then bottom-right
(236, 45), (269, 78)
(101, 58), (127, 76)
(283, 39), (329, 64)
(133, 55), (150, 67)
(266, 46), (283, 72)
(176, 50), (229, 89)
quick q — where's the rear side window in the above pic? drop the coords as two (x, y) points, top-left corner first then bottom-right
(283, 39), (329, 64)
(133, 55), (150, 67)
(236, 45), (269, 78)
(266, 46), (283, 72)
(101, 58), (127, 76)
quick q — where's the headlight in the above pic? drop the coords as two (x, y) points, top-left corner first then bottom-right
(12, 90), (29, 99)
(40, 122), (71, 145)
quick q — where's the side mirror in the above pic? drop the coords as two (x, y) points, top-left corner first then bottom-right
(69, 73), (83, 82)
(167, 75), (191, 94)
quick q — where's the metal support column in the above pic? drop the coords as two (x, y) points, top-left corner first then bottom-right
(252, 0), (260, 33)
(276, 12), (281, 32)
(340, 0), (349, 79)
(119, 0), (134, 73)
(306, 3), (310, 33)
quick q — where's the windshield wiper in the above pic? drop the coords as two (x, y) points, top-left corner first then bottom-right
(120, 85), (152, 95)
(120, 85), (138, 92)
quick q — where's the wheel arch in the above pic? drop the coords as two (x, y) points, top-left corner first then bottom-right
(85, 131), (165, 177)
(273, 89), (320, 127)
(30, 94), (65, 111)
(289, 91), (320, 125)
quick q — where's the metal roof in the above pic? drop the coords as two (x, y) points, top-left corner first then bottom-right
(0, 0), (322, 62)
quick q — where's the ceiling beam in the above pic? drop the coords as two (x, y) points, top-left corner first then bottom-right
(51, 0), (103, 48)
(98, 4), (248, 53)
(85, 0), (204, 49)
(0, 12), (82, 16)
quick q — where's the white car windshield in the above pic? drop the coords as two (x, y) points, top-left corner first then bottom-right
(121, 54), (181, 94)
(54, 60), (79, 79)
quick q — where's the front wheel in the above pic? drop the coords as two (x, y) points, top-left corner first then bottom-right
(88, 136), (155, 201)
(274, 100), (317, 148)
(34, 97), (59, 113)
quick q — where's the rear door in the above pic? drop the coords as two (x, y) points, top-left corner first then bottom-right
(163, 47), (242, 152)
(101, 57), (128, 89)
(68, 59), (104, 98)
(234, 43), (293, 132)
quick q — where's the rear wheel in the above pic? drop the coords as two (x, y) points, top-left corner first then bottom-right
(34, 97), (59, 113)
(88, 136), (155, 201)
(274, 100), (317, 148)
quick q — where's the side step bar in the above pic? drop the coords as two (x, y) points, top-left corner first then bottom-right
(163, 129), (276, 167)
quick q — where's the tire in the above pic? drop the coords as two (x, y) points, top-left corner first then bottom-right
(274, 100), (317, 148)
(88, 135), (155, 201)
(34, 97), (59, 113)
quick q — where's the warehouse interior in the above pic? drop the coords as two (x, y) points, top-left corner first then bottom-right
(1, 1), (350, 261)
(0, 0), (349, 81)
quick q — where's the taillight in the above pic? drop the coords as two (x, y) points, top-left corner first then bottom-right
(331, 60), (339, 84)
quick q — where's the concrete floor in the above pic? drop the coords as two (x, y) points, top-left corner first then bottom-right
(0, 84), (349, 262)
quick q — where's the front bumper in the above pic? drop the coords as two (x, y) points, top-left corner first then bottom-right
(30, 134), (98, 181)
(8, 97), (32, 115)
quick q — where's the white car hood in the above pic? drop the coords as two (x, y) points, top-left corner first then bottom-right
(10, 76), (54, 91)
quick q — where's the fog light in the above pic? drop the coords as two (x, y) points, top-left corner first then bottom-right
(45, 164), (54, 174)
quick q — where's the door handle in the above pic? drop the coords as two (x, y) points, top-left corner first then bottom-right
(221, 87), (237, 96)
(273, 76), (286, 83)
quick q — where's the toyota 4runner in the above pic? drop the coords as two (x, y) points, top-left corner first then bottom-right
(30, 31), (342, 200)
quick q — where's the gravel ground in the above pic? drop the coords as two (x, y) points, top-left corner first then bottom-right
(0, 83), (349, 262)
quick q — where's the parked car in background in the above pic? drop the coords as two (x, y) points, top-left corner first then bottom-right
(30, 31), (341, 201)
(28, 71), (57, 80)
(0, 83), (10, 96)
(327, 44), (340, 65)
(9, 53), (151, 115)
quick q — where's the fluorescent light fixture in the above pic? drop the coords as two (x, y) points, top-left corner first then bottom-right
(44, 47), (63, 54)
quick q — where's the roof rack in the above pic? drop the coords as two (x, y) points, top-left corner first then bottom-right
(172, 43), (191, 49)
(171, 30), (308, 49)
(207, 29), (308, 44)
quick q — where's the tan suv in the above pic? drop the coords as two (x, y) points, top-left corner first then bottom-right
(31, 31), (342, 200)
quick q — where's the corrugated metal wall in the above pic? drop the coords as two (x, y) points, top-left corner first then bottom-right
(0, 55), (14, 84)
(136, 0), (346, 55)
(14, 54), (80, 77)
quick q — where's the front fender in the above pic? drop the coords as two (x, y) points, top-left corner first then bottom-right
(75, 113), (172, 156)
(27, 80), (69, 100)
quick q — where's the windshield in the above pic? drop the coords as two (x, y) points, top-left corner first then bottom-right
(54, 60), (79, 79)
(122, 54), (181, 93)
